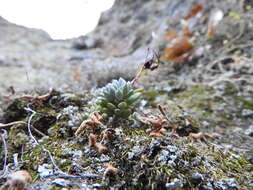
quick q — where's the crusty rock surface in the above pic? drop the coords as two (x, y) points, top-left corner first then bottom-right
(0, 0), (199, 94)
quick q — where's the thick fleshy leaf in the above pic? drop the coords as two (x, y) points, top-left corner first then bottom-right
(118, 102), (128, 109)
(97, 99), (107, 106)
(96, 106), (103, 111)
(133, 89), (143, 94)
(123, 84), (130, 97)
(107, 103), (116, 109)
(116, 90), (123, 101)
(126, 93), (142, 104)
(122, 109), (132, 118)
(114, 109), (121, 115)
(119, 78), (126, 86)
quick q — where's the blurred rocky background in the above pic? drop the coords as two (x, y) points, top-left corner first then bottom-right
(0, 0), (238, 93)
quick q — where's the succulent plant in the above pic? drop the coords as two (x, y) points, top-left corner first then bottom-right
(95, 78), (142, 118)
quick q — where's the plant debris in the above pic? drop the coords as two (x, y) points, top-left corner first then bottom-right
(0, 170), (32, 190)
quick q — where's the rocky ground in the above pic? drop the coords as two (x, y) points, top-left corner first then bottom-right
(0, 0), (253, 189)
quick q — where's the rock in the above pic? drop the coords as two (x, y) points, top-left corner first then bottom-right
(51, 178), (70, 187)
(38, 164), (53, 178)
(72, 36), (102, 50)
(0, 0), (200, 93)
(245, 125), (253, 137)
(165, 178), (183, 190)
(216, 178), (238, 190)
(92, 183), (104, 189)
(188, 173), (203, 186)
(242, 109), (253, 117)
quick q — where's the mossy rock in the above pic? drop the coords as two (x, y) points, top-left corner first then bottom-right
(3, 99), (29, 123)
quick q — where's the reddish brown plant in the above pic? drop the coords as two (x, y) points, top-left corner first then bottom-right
(21, 93), (51, 107)
(89, 133), (108, 154)
(1, 170), (32, 190)
(103, 163), (119, 179)
(163, 36), (193, 62)
(75, 112), (104, 136)
(184, 4), (203, 20)
(188, 132), (220, 143)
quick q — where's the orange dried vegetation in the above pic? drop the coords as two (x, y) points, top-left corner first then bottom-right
(75, 112), (104, 136)
(165, 29), (178, 41)
(162, 4), (204, 63)
(162, 37), (193, 62)
(89, 133), (108, 154)
(184, 4), (203, 20)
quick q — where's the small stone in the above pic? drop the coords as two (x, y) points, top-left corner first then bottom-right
(199, 184), (213, 190)
(51, 178), (70, 187)
(92, 183), (103, 189)
(165, 178), (183, 190)
(189, 173), (203, 186)
(156, 150), (170, 162)
(128, 152), (135, 160)
(96, 154), (111, 162)
(245, 125), (253, 137)
(202, 121), (210, 127)
(72, 36), (101, 50)
(38, 136), (49, 143)
(167, 146), (177, 153)
(38, 164), (53, 178)
(217, 178), (238, 189)
(241, 109), (253, 117)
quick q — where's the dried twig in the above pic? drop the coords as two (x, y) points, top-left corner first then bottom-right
(0, 121), (26, 128)
(0, 130), (8, 178)
(25, 107), (63, 173)
(0, 121), (46, 137)
(131, 66), (145, 88)
(188, 132), (220, 143)
(21, 93), (51, 107)
(158, 104), (176, 129)
(137, 113), (167, 138)
(131, 49), (160, 87)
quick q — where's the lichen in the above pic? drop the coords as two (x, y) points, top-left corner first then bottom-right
(1, 89), (252, 189)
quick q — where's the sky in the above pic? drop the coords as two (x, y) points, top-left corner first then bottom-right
(0, 0), (115, 39)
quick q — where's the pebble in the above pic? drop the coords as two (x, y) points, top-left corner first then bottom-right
(245, 125), (253, 137)
(51, 178), (70, 187)
(189, 173), (203, 186)
(165, 178), (183, 190)
(241, 109), (253, 117)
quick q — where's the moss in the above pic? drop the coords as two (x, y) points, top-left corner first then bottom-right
(174, 115), (200, 136)
(215, 115), (234, 127)
(121, 126), (147, 138)
(142, 89), (159, 106)
(1, 90), (253, 189)
(167, 85), (218, 113)
(242, 99), (253, 110)
(8, 124), (29, 149)
(31, 111), (57, 135)
(223, 83), (238, 95)
(65, 96), (86, 107)
(22, 145), (45, 172)
(3, 98), (29, 122)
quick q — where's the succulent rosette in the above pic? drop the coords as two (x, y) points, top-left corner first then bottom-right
(95, 78), (142, 118)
